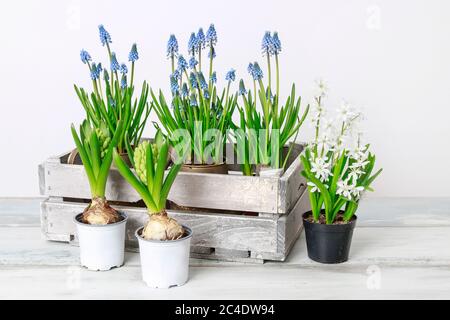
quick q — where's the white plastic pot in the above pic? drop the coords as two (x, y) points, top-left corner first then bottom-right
(135, 226), (192, 288)
(74, 212), (128, 271)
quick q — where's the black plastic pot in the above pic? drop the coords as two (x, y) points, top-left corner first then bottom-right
(302, 211), (357, 264)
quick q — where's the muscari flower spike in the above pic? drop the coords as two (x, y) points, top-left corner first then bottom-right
(104, 70), (110, 82)
(80, 49), (91, 64)
(189, 56), (198, 69)
(120, 63), (128, 74)
(247, 63), (254, 76)
(203, 89), (210, 99)
(110, 52), (120, 72)
(172, 69), (181, 81)
(206, 24), (217, 46)
(196, 28), (205, 50)
(96, 63), (103, 74)
(128, 43), (139, 62)
(210, 71), (217, 84)
(121, 74), (127, 89)
(198, 72), (208, 90)
(190, 72), (198, 89)
(190, 93), (198, 107)
(181, 83), (189, 98)
(167, 34), (179, 57)
(251, 62), (263, 80)
(188, 32), (198, 56)
(170, 75), (179, 94)
(261, 31), (273, 56)
(177, 55), (188, 72)
(98, 25), (112, 46)
(225, 69), (236, 82)
(90, 63), (99, 80)
(271, 32), (281, 55)
(239, 79), (247, 96)
(208, 47), (216, 59)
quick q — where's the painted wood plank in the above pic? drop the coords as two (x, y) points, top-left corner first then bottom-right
(1, 264), (449, 299)
(3, 225), (450, 267)
(41, 199), (281, 254)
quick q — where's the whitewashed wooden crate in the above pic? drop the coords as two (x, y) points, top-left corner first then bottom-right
(39, 143), (309, 263)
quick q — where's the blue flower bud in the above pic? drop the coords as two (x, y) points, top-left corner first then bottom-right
(120, 63), (128, 74)
(177, 55), (188, 72)
(188, 32), (198, 56)
(239, 79), (247, 96)
(206, 24), (217, 46)
(247, 63), (254, 76)
(261, 31), (273, 56)
(210, 71), (217, 84)
(251, 62), (263, 81)
(190, 93), (198, 107)
(80, 49), (91, 64)
(98, 25), (112, 46)
(121, 74), (127, 89)
(104, 70), (110, 82)
(189, 72), (198, 89)
(96, 63), (103, 74)
(110, 52), (120, 72)
(90, 64), (99, 80)
(225, 68), (236, 82)
(198, 72), (208, 90)
(207, 46), (216, 59)
(181, 83), (189, 98)
(170, 75), (179, 94)
(196, 28), (205, 50)
(167, 34), (179, 57)
(189, 56), (198, 69)
(203, 89), (210, 99)
(272, 32), (281, 55)
(172, 69), (181, 81)
(128, 43), (139, 62)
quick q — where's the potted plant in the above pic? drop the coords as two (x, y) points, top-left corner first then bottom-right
(151, 24), (237, 174)
(72, 25), (150, 166)
(113, 132), (192, 288)
(71, 119), (127, 271)
(233, 31), (309, 177)
(300, 82), (382, 263)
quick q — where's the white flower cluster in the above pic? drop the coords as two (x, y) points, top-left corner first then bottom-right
(305, 80), (370, 201)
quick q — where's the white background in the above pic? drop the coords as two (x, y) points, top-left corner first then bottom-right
(1, 0), (449, 197)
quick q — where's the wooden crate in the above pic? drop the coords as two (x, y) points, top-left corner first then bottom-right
(39, 143), (309, 263)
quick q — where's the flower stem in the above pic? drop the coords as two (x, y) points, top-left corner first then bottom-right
(130, 61), (135, 88)
(266, 52), (272, 95)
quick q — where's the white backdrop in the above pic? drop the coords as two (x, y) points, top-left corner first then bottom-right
(1, 0), (449, 197)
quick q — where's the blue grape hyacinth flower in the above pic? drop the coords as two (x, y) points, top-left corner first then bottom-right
(167, 34), (179, 58)
(177, 55), (188, 72)
(80, 49), (91, 64)
(190, 93), (198, 107)
(210, 71), (217, 84)
(90, 63), (99, 80)
(207, 47), (216, 59)
(128, 43), (139, 62)
(188, 32), (197, 56)
(121, 75), (127, 89)
(247, 63), (254, 76)
(170, 75), (179, 94)
(206, 24), (217, 46)
(190, 72), (198, 89)
(110, 52), (120, 72)
(239, 79), (247, 96)
(181, 83), (189, 98)
(225, 69), (236, 82)
(272, 32), (281, 55)
(251, 62), (263, 80)
(98, 25), (112, 46)
(261, 31), (273, 56)
(104, 70), (110, 82)
(172, 69), (181, 81)
(96, 63), (103, 74)
(189, 56), (198, 69)
(120, 63), (128, 74)
(198, 72), (208, 90)
(203, 89), (210, 99)
(197, 28), (205, 50)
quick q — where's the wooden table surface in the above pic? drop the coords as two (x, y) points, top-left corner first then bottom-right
(1, 197), (449, 300)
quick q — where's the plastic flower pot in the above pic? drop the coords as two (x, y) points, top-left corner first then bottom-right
(180, 163), (228, 174)
(302, 211), (357, 264)
(135, 226), (193, 288)
(74, 212), (128, 271)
